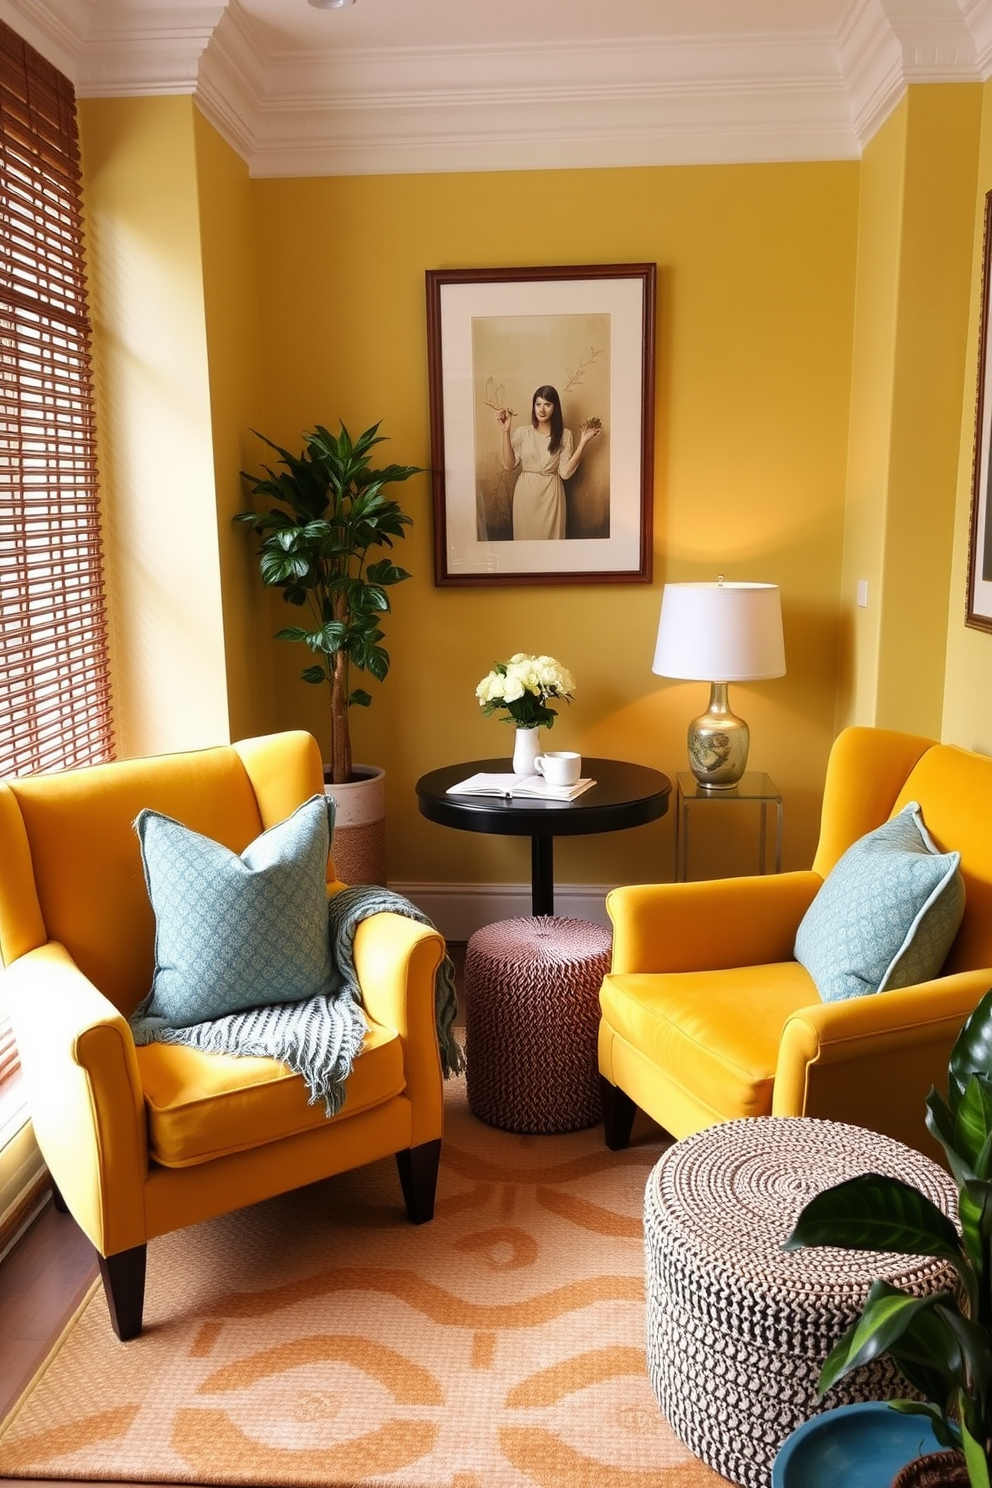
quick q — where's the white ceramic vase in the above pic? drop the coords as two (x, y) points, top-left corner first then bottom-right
(512, 727), (543, 775)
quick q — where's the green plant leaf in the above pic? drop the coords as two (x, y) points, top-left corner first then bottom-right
(366, 559), (411, 587)
(311, 621), (347, 656)
(956, 1076), (992, 1176)
(962, 1410), (992, 1488)
(959, 1178), (992, 1297)
(939, 1306), (992, 1402)
(949, 990), (992, 1113)
(355, 643), (389, 682)
(819, 1282), (960, 1396)
(927, 1088), (976, 1188)
(888, 1400), (961, 1452)
(784, 1173), (963, 1262)
(349, 584), (386, 615)
(260, 551), (310, 585)
(239, 419), (420, 763)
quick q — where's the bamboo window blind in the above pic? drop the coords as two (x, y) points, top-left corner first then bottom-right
(0, 21), (113, 1102)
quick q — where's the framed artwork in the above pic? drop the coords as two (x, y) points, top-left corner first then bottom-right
(968, 190), (992, 632)
(425, 263), (656, 586)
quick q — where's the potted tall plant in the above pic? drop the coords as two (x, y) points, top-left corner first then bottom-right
(238, 421), (421, 881)
(784, 989), (992, 1488)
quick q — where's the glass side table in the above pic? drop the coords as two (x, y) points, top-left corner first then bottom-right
(674, 771), (783, 882)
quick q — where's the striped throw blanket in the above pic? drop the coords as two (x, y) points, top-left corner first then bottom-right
(129, 885), (464, 1116)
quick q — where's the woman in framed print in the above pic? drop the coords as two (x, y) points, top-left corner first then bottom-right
(496, 384), (602, 539)
(425, 262), (655, 585)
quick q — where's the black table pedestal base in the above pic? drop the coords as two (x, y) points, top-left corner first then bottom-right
(531, 836), (554, 916)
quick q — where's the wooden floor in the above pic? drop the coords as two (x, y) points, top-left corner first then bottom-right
(1, 1198), (226, 1488)
(0, 1193), (98, 1422)
(0, 942), (470, 1485)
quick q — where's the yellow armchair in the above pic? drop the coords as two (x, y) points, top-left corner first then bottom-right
(0, 732), (447, 1340)
(599, 727), (992, 1157)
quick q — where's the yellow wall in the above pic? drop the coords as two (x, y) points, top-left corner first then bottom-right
(80, 91), (992, 895)
(876, 88), (980, 734)
(192, 110), (277, 744)
(838, 105), (907, 727)
(943, 78), (992, 753)
(79, 96), (232, 757)
(839, 87), (980, 739)
(247, 162), (859, 886)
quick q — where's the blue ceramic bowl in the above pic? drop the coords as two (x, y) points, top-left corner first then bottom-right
(772, 1402), (946, 1488)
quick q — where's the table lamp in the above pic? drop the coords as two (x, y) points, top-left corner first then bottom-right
(653, 578), (785, 789)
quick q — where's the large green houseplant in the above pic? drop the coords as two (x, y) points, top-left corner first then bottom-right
(238, 421), (421, 785)
(784, 988), (992, 1487)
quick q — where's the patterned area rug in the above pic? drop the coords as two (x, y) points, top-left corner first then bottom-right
(0, 1077), (729, 1486)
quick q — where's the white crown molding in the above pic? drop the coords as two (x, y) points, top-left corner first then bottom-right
(963, 0), (992, 72)
(195, 5), (258, 162)
(0, 0), (82, 76)
(840, 0), (909, 143)
(200, 19), (858, 177)
(224, 105), (859, 182)
(5, 0), (992, 175)
(843, 0), (992, 145)
(76, 5), (227, 96)
(0, 0), (226, 93)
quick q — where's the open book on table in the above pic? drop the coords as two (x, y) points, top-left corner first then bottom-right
(446, 772), (596, 803)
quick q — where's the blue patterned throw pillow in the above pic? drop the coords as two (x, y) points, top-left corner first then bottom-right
(794, 801), (964, 1003)
(134, 794), (339, 1027)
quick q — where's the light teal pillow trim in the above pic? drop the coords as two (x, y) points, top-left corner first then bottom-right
(132, 793), (340, 1029)
(794, 801), (965, 1004)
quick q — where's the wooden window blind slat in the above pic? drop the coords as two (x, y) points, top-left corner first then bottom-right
(0, 20), (113, 1102)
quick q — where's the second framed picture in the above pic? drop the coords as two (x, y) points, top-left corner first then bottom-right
(425, 263), (656, 586)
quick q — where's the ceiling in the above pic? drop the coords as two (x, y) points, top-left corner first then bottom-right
(0, 0), (991, 176)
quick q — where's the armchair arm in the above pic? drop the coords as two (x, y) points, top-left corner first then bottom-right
(607, 872), (822, 974)
(4, 942), (148, 1255)
(351, 912), (447, 1145)
(773, 968), (992, 1146)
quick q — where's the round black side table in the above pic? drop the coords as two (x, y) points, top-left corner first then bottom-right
(415, 757), (671, 916)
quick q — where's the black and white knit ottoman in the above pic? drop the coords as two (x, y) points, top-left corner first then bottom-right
(464, 915), (612, 1134)
(644, 1116), (959, 1488)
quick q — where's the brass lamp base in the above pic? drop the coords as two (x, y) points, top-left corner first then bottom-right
(686, 682), (750, 789)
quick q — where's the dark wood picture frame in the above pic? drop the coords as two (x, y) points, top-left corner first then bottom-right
(425, 263), (656, 587)
(968, 190), (992, 632)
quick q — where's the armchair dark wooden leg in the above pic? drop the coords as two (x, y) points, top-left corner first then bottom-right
(50, 1179), (68, 1213)
(396, 1138), (442, 1225)
(601, 1076), (637, 1151)
(98, 1243), (147, 1341)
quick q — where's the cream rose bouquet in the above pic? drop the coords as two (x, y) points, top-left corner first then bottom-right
(475, 653), (576, 730)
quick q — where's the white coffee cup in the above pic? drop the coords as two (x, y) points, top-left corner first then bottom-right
(535, 750), (581, 786)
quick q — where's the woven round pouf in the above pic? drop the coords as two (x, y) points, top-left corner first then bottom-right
(644, 1117), (959, 1488)
(464, 915), (612, 1133)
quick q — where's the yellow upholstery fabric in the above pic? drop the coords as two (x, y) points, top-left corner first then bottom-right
(0, 732), (446, 1264)
(136, 1018), (405, 1168)
(600, 962), (818, 1124)
(600, 727), (992, 1156)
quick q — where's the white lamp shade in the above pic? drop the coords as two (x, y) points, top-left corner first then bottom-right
(653, 581), (786, 682)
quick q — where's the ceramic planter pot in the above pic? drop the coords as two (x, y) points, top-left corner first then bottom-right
(891, 1451), (969, 1487)
(771, 1403), (946, 1488)
(323, 764), (386, 886)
